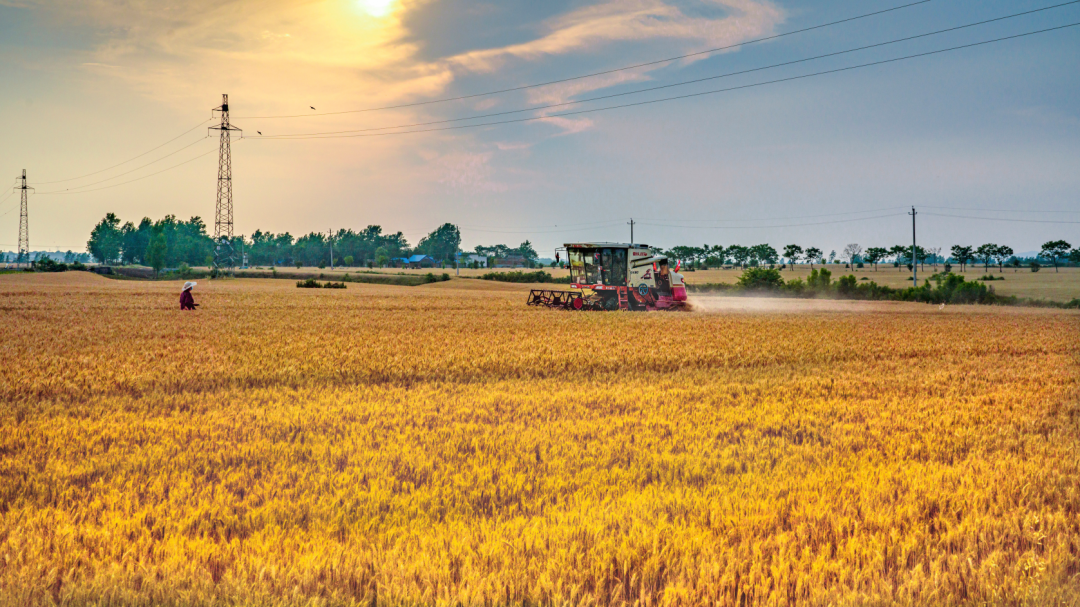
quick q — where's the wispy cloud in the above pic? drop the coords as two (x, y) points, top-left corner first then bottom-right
(26, 0), (781, 121)
(448, 0), (782, 74)
(538, 116), (595, 135)
(444, 0), (782, 134)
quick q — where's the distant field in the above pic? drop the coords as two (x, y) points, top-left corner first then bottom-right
(684, 266), (1080, 302)
(271, 264), (1080, 302)
(1, 272), (1078, 605)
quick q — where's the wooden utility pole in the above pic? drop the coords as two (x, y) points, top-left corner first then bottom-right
(909, 206), (917, 287)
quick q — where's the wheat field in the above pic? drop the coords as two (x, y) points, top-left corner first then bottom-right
(1, 272), (1078, 606)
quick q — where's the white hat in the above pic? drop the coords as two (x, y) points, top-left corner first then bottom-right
(182, 281), (197, 291)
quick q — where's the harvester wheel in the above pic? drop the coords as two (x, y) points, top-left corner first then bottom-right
(572, 297), (584, 310)
(603, 296), (619, 311)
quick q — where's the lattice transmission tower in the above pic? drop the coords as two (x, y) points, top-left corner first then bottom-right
(209, 94), (242, 268)
(15, 170), (33, 267)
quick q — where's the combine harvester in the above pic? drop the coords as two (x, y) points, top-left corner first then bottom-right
(527, 242), (689, 311)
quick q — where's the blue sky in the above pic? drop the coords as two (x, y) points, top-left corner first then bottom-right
(0, 0), (1077, 257)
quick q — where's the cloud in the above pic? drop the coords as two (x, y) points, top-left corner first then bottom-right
(441, 0), (783, 134)
(24, 0), (780, 120)
(448, 0), (782, 74)
(12, 0), (784, 185)
(525, 66), (656, 105)
(538, 116), (594, 135)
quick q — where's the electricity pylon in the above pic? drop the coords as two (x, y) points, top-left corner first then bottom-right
(209, 94), (242, 268)
(15, 170), (33, 267)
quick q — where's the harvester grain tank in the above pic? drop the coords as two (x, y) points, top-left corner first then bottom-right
(526, 242), (689, 311)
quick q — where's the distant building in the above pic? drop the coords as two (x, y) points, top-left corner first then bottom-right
(493, 254), (527, 268)
(456, 253), (487, 268)
(405, 254), (436, 268)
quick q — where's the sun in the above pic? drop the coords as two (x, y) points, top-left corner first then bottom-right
(357, 0), (395, 17)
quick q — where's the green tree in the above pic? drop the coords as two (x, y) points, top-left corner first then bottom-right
(705, 245), (725, 268)
(669, 246), (704, 266)
(913, 245), (928, 272)
(417, 223), (461, 262)
(516, 240), (539, 262)
(119, 218), (152, 265)
(803, 247), (822, 269)
(992, 245), (1013, 273)
(950, 245), (974, 272)
(1040, 240), (1072, 272)
(751, 244), (779, 267)
(87, 213), (123, 265)
(782, 244), (802, 270)
(727, 245), (751, 268)
(736, 267), (784, 290)
(975, 244), (997, 272)
(375, 246), (389, 267)
(864, 247), (887, 271)
(146, 230), (168, 276)
(888, 245), (909, 271)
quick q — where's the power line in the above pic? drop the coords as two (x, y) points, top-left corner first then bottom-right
(251, 22), (1080, 140)
(638, 212), (908, 230)
(32, 137), (213, 192)
(33, 118), (211, 185)
(34, 146), (220, 195)
(638, 206), (910, 223)
(250, 1), (1080, 139)
(0, 179), (18, 210)
(923, 212), (1080, 224)
(0, 242), (88, 249)
(463, 222), (626, 234)
(923, 205), (1080, 214)
(460, 218), (628, 231)
(235, 0), (937, 119)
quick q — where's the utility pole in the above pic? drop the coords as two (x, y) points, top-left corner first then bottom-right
(209, 94), (242, 268)
(627, 218), (635, 245)
(909, 206), (917, 287)
(15, 170), (33, 267)
(328, 229), (334, 270)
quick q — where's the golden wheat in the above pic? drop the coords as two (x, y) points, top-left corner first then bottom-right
(0, 272), (1078, 606)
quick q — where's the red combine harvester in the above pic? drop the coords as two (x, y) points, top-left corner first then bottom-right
(527, 242), (690, 311)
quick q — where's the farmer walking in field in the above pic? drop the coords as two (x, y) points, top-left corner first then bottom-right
(180, 282), (199, 310)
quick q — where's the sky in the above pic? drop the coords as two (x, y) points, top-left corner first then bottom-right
(0, 0), (1078, 258)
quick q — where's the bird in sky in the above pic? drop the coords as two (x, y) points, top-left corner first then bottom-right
(257, 131), (262, 135)
(310, 106), (316, 110)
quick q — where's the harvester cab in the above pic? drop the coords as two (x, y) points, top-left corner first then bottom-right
(526, 242), (689, 311)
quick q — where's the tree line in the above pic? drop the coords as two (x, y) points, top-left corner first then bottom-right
(85, 213), (543, 271)
(83, 212), (1079, 274)
(659, 241), (1079, 273)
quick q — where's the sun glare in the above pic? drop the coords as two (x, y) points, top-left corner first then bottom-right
(357, 0), (395, 17)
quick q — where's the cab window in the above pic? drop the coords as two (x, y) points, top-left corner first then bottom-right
(584, 249), (601, 284)
(568, 250), (585, 283)
(600, 248), (628, 286)
(612, 248), (627, 285)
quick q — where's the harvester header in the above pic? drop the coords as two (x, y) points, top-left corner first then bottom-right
(527, 242), (689, 311)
